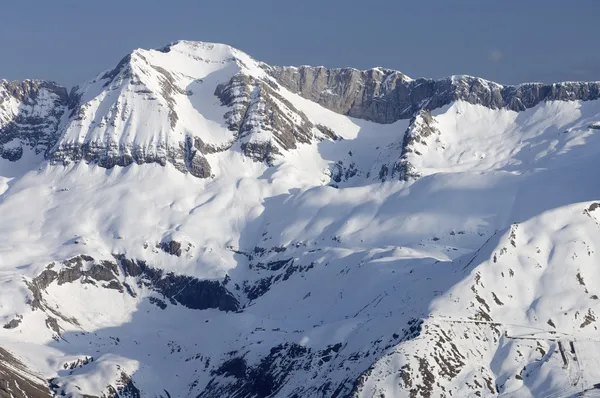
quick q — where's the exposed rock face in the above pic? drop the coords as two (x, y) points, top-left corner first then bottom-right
(49, 138), (214, 177)
(215, 73), (332, 165)
(50, 369), (140, 398)
(0, 80), (68, 161)
(158, 239), (183, 256)
(199, 342), (357, 398)
(270, 66), (600, 124)
(117, 254), (240, 311)
(28, 254), (239, 314)
(269, 66), (413, 124)
(103, 371), (141, 398)
(44, 45), (338, 174)
(62, 356), (94, 371)
(394, 110), (441, 181)
(229, 245), (317, 303)
(2, 315), (22, 329)
(48, 52), (215, 178)
(200, 343), (311, 398)
(186, 136), (213, 178)
(0, 347), (53, 398)
(3, 42), (600, 180)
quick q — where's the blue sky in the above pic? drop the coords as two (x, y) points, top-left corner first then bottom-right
(1, 0), (599, 87)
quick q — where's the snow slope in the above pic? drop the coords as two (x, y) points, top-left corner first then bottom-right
(1, 41), (600, 397)
(57, 41), (244, 150)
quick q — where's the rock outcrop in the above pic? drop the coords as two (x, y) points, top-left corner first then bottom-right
(0, 80), (68, 161)
(0, 347), (53, 398)
(48, 50), (215, 178)
(394, 110), (441, 181)
(2, 41), (600, 180)
(28, 254), (239, 314)
(270, 66), (600, 124)
(215, 73), (336, 165)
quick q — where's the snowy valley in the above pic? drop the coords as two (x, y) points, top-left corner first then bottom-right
(2, 40), (600, 397)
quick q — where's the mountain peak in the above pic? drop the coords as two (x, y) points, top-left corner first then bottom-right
(5, 39), (600, 398)
(150, 40), (261, 73)
(4, 39), (600, 179)
(157, 40), (237, 58)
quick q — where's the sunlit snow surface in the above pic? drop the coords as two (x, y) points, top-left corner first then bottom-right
(2, 41), (600, 397)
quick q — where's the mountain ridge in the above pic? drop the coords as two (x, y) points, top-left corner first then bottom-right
(3, 40), (600, 175)
(2, 40), (600, 397)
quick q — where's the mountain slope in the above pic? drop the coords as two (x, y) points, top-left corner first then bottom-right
(0, 80), (67, 161)
(48, 41), (338, 177)
(1, 41), (600, 397)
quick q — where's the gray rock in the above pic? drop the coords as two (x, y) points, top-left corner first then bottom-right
(46, 54), (216, 179)
(269, 66), (600, 124)
(185, 136), (212, 178)
(2, 316), (22, 330)
(103, 281), (124, 292)
(119, 257), (142, 277)
(45, 316), (61, 336)
(29, 254), (240, 313)
(26, 268), (58, 310)
(28, 255), (120, 305)
(158, 240), (183, 257)
(4, 52), (600, 179)
(215, 72), (320, 165)
(0, 79), (68, 160)
(240, 141), (280, 166)
(269, 66), (412, 123)
(55, 255), (119, 285)
(49, 139), (215, 179)
(133, 260), (239, 312)
(394, 110), (440, 181)
(0, 348), (53, 398)
(105, 371), (141, 398)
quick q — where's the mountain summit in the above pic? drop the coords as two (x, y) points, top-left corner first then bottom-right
(2, 41), (600, 397)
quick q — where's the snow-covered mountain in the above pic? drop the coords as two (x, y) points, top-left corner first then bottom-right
(2, 40), (600, 397)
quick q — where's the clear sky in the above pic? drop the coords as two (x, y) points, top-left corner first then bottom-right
(1, 0), (599, 88)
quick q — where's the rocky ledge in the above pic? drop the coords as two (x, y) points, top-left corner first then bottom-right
(0, 347), (53, 398)
(48, 135), (214, 178)
(0, 80), (68, 161)
(26, 254), (239, 325)
(215, 72), (339, 165)
(3, 43), (600, 179)
(270, 66), (600, 124)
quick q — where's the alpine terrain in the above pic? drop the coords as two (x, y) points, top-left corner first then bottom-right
(3, 40), (600, 398)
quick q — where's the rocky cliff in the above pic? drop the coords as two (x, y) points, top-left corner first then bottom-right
(0, 80), (68, 161)
(44, 41), (338, 175)
(3, 41), (600, 398)
(2, 42), (600, 181)
(215, 72), (338, 165)
(270, 65), (600, 124)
